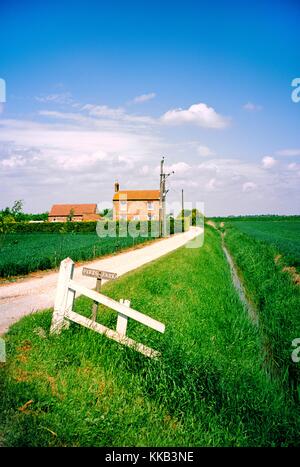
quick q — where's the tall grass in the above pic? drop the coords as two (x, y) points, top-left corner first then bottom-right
(230, 220), (300, 270)
(1, 227), (299, 446)
(224, 223), (300, 398)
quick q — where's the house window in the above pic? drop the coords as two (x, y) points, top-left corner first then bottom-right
(147, 201), (154, 211)
(120, 200), (127, 211)
(133, 215), (140, 221)
(148, 214), (155, 221)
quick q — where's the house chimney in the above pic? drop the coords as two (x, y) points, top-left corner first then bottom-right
(114, 181), (119, 192)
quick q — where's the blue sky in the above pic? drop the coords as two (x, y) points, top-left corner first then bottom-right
(0, 0), (300, 215)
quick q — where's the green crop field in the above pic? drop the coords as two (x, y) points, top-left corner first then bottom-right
(228, 220), (300, 270)
(1, 226), (300, 447)
(0, 233), (153, 279)
(0, 219), (187, 279)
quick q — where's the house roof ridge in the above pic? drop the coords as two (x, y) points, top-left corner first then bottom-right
(49, 203), (98, 216)
(113, 189), (160, 201)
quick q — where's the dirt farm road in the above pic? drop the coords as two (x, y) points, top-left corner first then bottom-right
(0, 227), (202, 335)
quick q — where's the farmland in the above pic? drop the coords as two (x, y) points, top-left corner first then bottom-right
(1, 226), (300, 447)
(0, 232), (152, 279)
(228, 219), (300, 270)
(0, 220), (187, 279)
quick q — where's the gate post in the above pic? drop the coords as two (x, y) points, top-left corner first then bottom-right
(50, 257), (75, 334)
(117, 299), (130, 336)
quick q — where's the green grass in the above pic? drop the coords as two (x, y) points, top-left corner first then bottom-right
(0, 232), (153, 278)
(223, 221), (300, 397)
(231, 220), (300, 270)
(1, 227), (299, 447)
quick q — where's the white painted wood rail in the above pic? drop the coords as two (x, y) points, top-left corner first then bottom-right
(50, 258), (165, 358)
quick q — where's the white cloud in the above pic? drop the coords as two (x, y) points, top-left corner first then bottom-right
(198, 159), (253, 176)
(80, 104), (156, 126)
(39, 110), (89, 123)
(1, 155), (26, 169)
(172, 178), (199, 188)
(287, 162), (300, 171)
(81, 104), (125, 118)
(166, 162), (191, 174)
(198, 160), (222, 172)
(243, 102), (263, 112)
(197, 145), (215, 157)
(242, 181), (257, 192)
(55, 150), (109, 170)
(276, 149), (300, 157)
(133, 93), (156, 104)
(140, 165), (150, 175)
(262, 156), (276, 169)
(2, 93), (300, 215)
(206, 178), (219, 191)
(161, 103), (230, 129)
(0, 117), (163, 175)
(35, 93), (73, 105)
(40, 100), (228, 130)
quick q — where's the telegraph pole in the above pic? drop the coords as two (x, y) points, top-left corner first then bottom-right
(181, 189), (184, 217)
(159, 157), (164, 238)
(159, 157), (174, 237)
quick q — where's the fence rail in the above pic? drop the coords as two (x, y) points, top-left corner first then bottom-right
(50, 257), (165, 358)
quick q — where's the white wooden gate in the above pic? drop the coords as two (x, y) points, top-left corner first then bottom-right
(50, 258), (165, 358)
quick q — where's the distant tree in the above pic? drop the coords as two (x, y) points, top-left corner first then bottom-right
(0, 200), (48, 223)
(177, 208), (204, 226)
(11, 200), (24, 216)
(0, 200), (23, 219)
(0, 209), (16, 249)
(67, 208), (75, 222)
(101, 208), (113, 219)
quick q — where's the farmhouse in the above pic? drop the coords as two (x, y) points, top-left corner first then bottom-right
(112, 182), (160, 221)
(48, 204), (101, 222)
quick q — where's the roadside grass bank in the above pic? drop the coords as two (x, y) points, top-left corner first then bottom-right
(223, 223), (300, 399)
(0, 227), (299, 446)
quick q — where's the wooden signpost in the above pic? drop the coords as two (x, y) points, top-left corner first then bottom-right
(82, 267), (117, 321)
(82, 267), (117, 281)
(50, 258), (165, 358)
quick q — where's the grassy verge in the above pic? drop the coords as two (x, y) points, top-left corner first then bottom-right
(1, 227), (299, 446)
(223, 223), (300, 398)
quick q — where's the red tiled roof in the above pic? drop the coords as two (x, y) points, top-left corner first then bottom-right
(82, 213), (102, 221)
(113, 190), (160, 201)
(49, 204), (97, 216)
